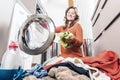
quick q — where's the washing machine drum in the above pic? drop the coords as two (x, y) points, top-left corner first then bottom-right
(18, 14), (55, 55)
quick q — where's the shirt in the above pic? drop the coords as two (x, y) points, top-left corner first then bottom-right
(55, 22), (83, 58)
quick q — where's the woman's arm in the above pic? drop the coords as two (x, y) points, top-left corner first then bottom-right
(55, 26), (63, 33)
(73, 23), (83, 47)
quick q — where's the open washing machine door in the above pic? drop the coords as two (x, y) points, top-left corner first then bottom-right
(18, 14), (55, 55)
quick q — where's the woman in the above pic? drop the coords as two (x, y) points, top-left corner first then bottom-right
(55, 6), (83, 58)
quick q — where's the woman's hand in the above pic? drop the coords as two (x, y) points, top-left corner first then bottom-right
(58, 32), (74, 48)
(64, 38), (74, 43)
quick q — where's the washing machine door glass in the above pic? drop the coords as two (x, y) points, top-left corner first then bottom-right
(18, 14), (55, 55)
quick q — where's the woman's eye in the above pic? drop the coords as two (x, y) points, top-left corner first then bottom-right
(68, 12), (75, 15)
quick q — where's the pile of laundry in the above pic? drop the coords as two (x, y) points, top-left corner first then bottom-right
(23, 50), (120, 80)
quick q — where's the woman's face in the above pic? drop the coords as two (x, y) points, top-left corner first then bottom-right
(66, 8), (76, 21)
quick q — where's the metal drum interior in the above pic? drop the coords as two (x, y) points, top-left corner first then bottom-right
(18, 14), (55, 55)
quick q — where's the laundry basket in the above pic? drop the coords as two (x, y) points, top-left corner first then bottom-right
(0, 68), (23, 80)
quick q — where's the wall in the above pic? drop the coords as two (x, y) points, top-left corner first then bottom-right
(74, 0), (95, 39)
(41, 0), (68, 26)
(0, 0), (17, 62)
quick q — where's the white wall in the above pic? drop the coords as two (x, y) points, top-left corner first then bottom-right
(0, 0), (17, 62)
(41, 0), (68, 26)
(74, 0), (96, 39)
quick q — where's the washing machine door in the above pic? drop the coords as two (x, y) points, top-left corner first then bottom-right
(18, 14), (55, 55)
